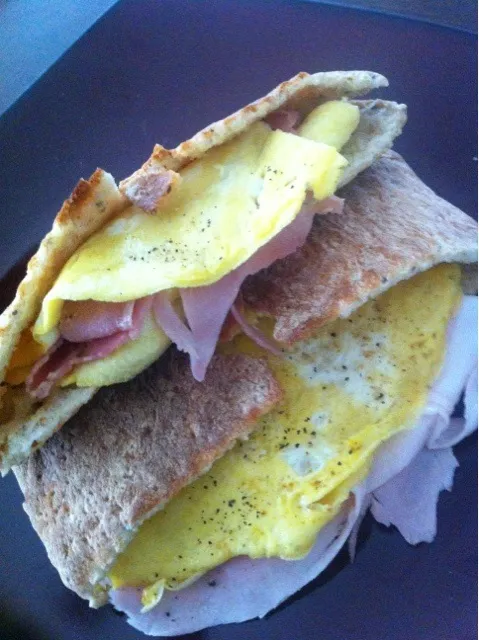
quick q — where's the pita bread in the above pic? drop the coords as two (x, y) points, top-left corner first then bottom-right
(0, 71), (406, 474)
(120, 71), (405, 209)
(243, 151), (478, 343)
(15, 351), (281, 606)
(15, 151), (476, 608)
(339, 99), (406, 187)
(0, 171), (125, 473)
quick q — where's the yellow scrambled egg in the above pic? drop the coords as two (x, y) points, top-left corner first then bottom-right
(298, 100), (360, 149)
(109, 264), (461, 605)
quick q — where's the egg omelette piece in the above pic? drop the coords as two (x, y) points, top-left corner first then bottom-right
(109, 263), (461, 603)
(34, 121), (347, 337)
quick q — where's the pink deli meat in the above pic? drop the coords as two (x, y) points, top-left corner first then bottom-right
(26, 332), (132, 400)
(155, 196), (343, 381)
(264, 109), (301, 132)
(111, 296), (478, 636)
(59, 300), (135, 342)
(26, 298), (153, 399)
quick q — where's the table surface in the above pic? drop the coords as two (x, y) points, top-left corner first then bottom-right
(0, 0), (477, 116)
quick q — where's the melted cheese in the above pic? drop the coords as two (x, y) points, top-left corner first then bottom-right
(109, 264), (461, 596)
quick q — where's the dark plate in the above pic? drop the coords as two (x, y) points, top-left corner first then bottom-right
(0, 2), (477, 639)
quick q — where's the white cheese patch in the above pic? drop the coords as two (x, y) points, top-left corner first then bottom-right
(289, 330), (395, 409)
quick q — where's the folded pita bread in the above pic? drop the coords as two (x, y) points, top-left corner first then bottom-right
(15, 152), (477, 607)
(0, 71), (406, 474)
(243, 150), (478, 342)
(0, 171), (125, 472)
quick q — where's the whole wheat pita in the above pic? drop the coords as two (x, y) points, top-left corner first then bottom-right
(243, 150), (478, 343)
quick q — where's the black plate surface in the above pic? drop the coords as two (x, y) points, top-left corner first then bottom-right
(0, 2), (477, 639)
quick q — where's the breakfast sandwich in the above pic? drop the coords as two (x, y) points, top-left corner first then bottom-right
(0, 71), (408, 474)
(14, 149), (477, 635)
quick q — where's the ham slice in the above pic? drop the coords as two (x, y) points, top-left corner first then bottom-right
(370, 447), (458, 545)
(26, 340), (83, 400)
(26, 297), (154, 399)
(179, 270), (245, 381)
(111, 297), (478, 637)
(264, 109), (301, 132)
(152, 294), (198, 358)
(80, 331), (131, 361)
(26, 331), (132, 400)
(59, 300), (135, 343)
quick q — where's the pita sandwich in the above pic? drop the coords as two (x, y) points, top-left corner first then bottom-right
(14, 151), (477, 625)
(0, 70), (407, 474)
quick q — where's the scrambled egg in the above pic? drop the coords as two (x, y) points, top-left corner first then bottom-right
(298, 100), (360, 149)
(109, 264), (461, 604)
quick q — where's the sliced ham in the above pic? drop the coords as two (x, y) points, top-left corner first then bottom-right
(26, 340), (83, 400)
(264, 109), (301, 132)
(80, 331), (131, 360)
(27, 299), (153, 399)
(370, 447), (458, 545)
(26, 331), (133, 400)
(152, 294), (198, 358)
(166, 196), (343, 380)
(179, 270), (245, 381)
(59, 300), (135, 343)
(230, 302), (283, 357)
